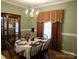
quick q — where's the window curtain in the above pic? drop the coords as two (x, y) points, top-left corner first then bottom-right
(37, 10), (63, 51)
(37, 22), (44, 37)
(51, 22), (62, 51)
(50, 10), (63, 51)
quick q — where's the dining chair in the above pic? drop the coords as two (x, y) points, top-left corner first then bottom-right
(43, 34), (48, 40)
(30, 41), (42, 59)
(40, 34), (48, 51)
(43, 39), (51, 51)
(41, 39), (51, 59)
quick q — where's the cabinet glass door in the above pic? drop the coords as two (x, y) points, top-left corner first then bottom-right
(8, 18), (15, 42)
(1, 17), (7, 40)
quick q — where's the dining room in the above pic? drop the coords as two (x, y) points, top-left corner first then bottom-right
(1, 0), (77, 59)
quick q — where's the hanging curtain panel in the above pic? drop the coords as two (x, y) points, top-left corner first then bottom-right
(51, 22), (62, 51)
(37, 22), (44, 37)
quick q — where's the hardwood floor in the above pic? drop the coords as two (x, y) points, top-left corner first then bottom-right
(2, 49), (77, 59)
(49, 49), (77, 59)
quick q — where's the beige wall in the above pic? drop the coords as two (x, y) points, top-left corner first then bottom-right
(1, 1), (77, 53)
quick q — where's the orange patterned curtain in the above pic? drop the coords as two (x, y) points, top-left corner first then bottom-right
(37, 10), (63, 23)
(37, 11), (50, 22)
(37, 22), (44, 37)
(51, 22), (62, 51)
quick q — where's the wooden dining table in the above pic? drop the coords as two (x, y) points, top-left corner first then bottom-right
(15, 37), (47, 59)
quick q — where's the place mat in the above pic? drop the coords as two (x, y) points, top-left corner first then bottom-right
(17, 42), (27, 45)
(16, 41), (27, 45)
(16, 40), (26, 43)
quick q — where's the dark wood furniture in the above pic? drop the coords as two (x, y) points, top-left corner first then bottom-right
(1, 13), (21, 48)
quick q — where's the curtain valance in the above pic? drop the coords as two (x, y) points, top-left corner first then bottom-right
(37, 10), (63, 23)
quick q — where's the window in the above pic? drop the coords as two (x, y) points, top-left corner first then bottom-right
(44, 21), (52, 39)
(15, 22), (19, 33)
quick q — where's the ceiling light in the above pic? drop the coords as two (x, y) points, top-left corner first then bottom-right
(36, 11), (39, 15)
(25, 9), (39, 17)
(25, 9), (29, 15)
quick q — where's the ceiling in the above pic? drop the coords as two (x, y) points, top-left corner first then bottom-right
(1, 0), (75, 9)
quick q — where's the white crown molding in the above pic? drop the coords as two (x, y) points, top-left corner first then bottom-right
(2, 0), (75, 9)
(34, 0), (75, 8)
(1, 0), (26, 9)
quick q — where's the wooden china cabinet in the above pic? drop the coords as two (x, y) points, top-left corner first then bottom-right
(1, 13), (21, 48)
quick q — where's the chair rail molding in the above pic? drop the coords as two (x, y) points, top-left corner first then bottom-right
(62, 33), (77, 37)
(21, 29), (77, 37)
(21, 29), (37, 32)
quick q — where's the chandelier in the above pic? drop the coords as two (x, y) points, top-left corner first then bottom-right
(25, 0), (40, 17)
(25, 8), (39, 17)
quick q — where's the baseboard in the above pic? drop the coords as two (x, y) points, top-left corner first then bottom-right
(61, 50), (77, 56)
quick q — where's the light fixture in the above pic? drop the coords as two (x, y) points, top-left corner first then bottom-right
(25, 8), (39, 17)
(25, 0), (39, 17)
